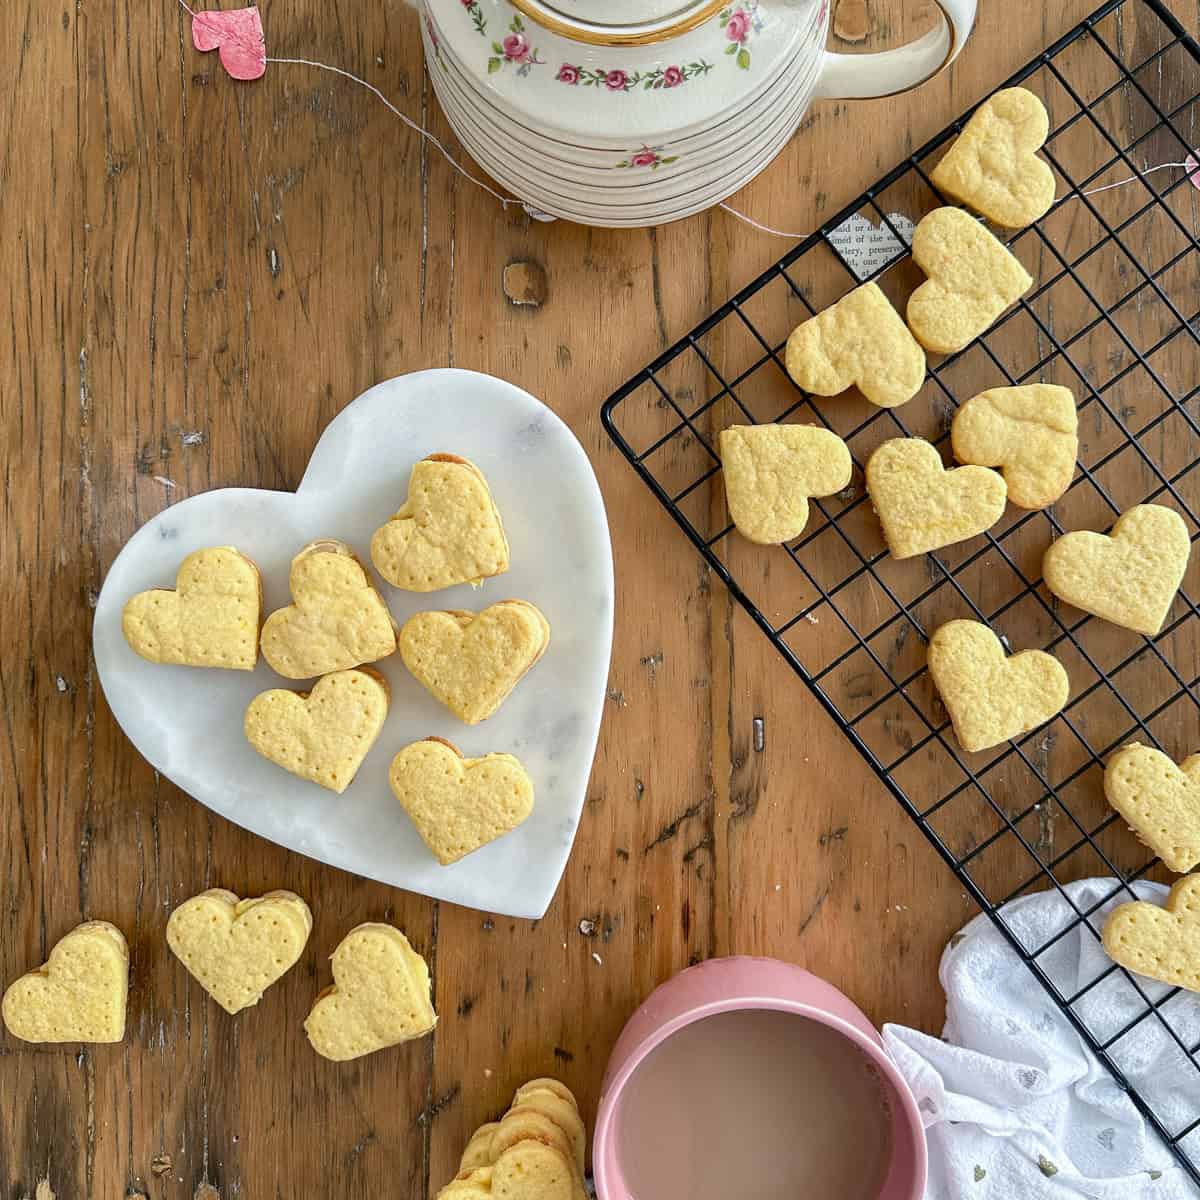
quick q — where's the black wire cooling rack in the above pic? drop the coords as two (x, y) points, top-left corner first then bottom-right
(603, 0), (1200, 1182)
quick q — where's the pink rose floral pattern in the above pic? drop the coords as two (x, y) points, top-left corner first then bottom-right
(614, 145), (679, 170)
(720, 0), (763, 70)
(488, 13), (545, 75)
(461, 0), (487, 37)
(555, 60), (713, 91)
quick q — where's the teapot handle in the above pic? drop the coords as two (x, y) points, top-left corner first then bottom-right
(812, 0), (976, 101)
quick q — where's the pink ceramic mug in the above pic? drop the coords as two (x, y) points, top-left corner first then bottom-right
(593, 956), (926, 1200)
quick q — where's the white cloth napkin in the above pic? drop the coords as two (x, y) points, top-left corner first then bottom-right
(882, 878), (1200, 1199)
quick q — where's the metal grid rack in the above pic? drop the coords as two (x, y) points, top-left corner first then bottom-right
(602, 0), (1200, 1181)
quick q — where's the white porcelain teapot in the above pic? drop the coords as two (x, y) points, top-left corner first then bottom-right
(421, 0), (976, 226)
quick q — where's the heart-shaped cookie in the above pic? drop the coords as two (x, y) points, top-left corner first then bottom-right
(166, 888), (313, 1014)
(931, 87), (1056, 228)
(304, 923), (437, 1060)
(1043, 504), (1190, 636)
(443, 1144), (575, 1200)
(951, 385), (1078, 509)
(261, 540), (397, 679)
(1103, 875), (1200, 992)
(1104, 744), (1200, 874)
(1, 921), (129, 1043)
(122, 546), (262, 670)
(927, 619), (1069, 753)
(906, 207), (1033, 354)
(719, 423), (852, 544)
(488, 1110), (577, 1174)
(390, 738), (534, 865)
(866, 438), (1007, 559)
(785, 282), (926, 409)
(400, 601), (550, 725)
(502, 1091), (586, 1174)
(371, 454), (510, 592)
(244, 667), (390, 793)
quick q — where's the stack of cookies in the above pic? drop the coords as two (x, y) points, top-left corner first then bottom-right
(440, 1079), (586, 1200)
(120, 454), (546, 866)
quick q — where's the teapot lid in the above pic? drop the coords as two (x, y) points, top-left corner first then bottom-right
(508, 0), (725, 43)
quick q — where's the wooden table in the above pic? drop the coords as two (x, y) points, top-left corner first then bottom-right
(4, 0), (1196, 1194)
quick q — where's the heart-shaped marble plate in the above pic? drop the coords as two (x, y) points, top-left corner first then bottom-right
(93, 370), (614, 918)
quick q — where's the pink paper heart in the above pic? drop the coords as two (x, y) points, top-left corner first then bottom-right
(1186, 153), (1200, 191)
(192, 6), (266, 81)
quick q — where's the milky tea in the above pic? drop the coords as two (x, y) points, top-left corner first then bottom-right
(616, 1008), (894, 1200)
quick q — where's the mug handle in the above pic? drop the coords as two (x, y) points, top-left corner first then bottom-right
(812, 0), (977, 101)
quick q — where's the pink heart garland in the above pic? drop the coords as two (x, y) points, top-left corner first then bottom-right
(192, 6), (266, 81)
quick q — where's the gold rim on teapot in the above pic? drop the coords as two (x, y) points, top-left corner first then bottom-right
(504, 0), (958, 82)
(503, 0), (729, 47)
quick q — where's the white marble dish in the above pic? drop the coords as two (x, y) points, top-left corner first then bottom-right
(93, 370), (614, 918)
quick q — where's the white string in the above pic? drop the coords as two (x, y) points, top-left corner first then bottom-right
(1075, 160), (1193, 196)
(719, 161), (1199, 240)
(263, 57), (528, 211)
(717, 202), (809, 238)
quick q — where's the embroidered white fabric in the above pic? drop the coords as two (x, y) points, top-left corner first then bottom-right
(883, 878), (1200, 1199)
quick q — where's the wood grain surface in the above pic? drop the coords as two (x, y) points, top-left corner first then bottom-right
(2, 0), (1197, 1195)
